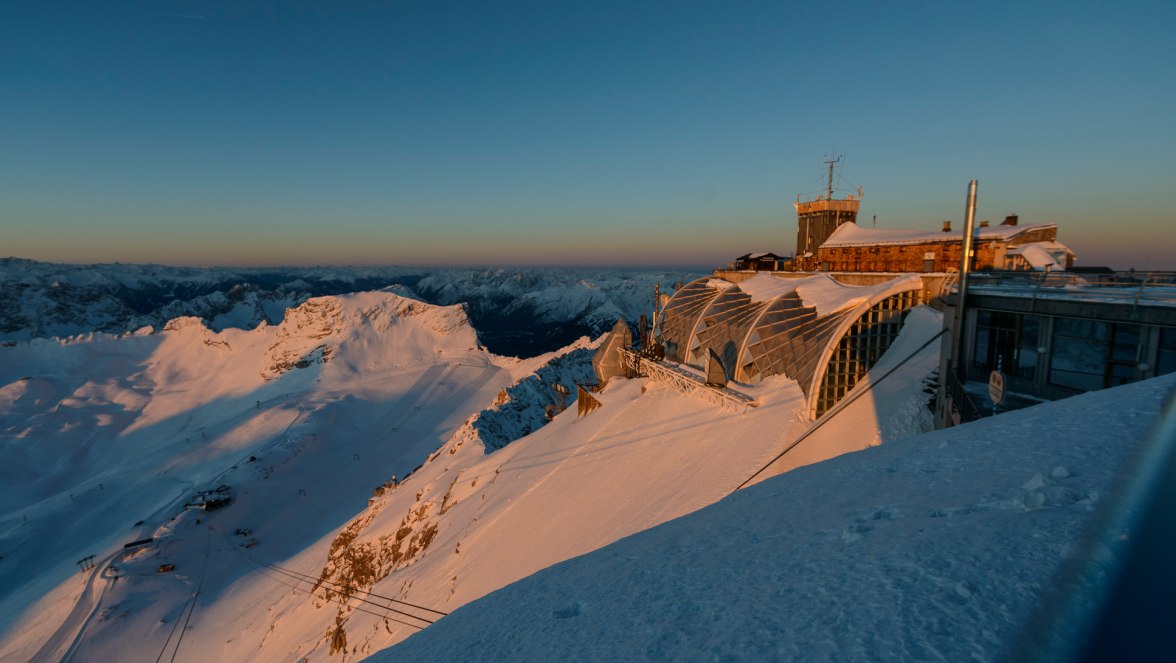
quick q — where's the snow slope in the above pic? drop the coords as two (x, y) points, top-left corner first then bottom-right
(0, 292), (530, 662)
(188, 306), (943, 660)
(1, 290), (941, 662)
(379, 372), (1176, 662)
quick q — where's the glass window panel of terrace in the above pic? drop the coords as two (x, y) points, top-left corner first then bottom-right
(1110, 324), (1140, 363)
(1016, 315), (1041, 378)
(1049, 318), (1110, 392)
(973, 310), (1033, 376)
(1157, 327), (1176, 376)
(1108, 324), (1141, 387)
(815, 295), (912, 417)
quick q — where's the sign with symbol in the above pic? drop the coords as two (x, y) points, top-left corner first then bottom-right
(988, 370), (1005, 405)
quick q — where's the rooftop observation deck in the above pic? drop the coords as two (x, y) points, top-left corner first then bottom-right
(793, 197), (861, 214)
(957, 271), (1176, 327)
(963, 271), (1176, 303)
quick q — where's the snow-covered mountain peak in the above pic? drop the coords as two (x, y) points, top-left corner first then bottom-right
(262, 292), (481, 381)
(0, 285), (521, 662)
(269, 292), (473, 340)
(161, 316), (211, 334)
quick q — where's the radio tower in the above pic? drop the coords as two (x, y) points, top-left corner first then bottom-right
(793, 154), (861, 270)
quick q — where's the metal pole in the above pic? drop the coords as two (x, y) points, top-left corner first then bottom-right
(952, 179), (978, 381)
(825, 157), (835, 199)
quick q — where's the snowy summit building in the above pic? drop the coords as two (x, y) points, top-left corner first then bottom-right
(654, 273), (923, 418)
(818, 215), (1075, 273)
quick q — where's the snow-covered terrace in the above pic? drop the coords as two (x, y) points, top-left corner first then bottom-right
(963, 272), (1176, 309)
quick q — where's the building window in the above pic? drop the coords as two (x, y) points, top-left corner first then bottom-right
(1158, 327), (1176, 376)
(1108, 324), (1141, 386)
(1047, 319), (1147, 392)
(972, 311), (1039, 379)
(1049, 318), (1109, 391)
(815, 291), (917, 417)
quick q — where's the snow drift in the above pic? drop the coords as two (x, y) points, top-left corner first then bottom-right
(378, 372), (1176, 662)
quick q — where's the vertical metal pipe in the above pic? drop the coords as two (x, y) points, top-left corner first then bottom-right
(953, 179), (978, 380)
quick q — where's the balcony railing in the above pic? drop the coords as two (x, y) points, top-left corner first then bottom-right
(958, 271), (1176, 308)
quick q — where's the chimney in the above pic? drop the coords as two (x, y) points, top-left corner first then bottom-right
(979, 219), (990, 228)
(942, 220), (952, 233)
(1001, 214), (1018, 226)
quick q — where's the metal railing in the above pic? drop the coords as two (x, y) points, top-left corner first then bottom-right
(620, 348), (756, 414)
(944, 368), (983, 425)
(955, 271), (1176, 308)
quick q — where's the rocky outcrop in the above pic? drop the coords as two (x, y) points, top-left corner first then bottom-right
(262, 298), (345, 379)
(472, 343), (598, 451)
(308, 337), (599, 649)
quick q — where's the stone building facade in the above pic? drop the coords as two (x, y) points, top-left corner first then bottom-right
(816, 216), (1074, 273)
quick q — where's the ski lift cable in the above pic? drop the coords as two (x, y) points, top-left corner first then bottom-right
(731, 328), (947, 493)
(154, 528), (211, 663)
(226, 531), (447, 616)
(224, 538), (438, 624)
(154, 576), (192, 663)
(169, 529), (212, 663)
(234, 550), (427, 630)
(238, 551), (435, 625)
(248, 551), (448, 618)
(224, 539), (431, 629)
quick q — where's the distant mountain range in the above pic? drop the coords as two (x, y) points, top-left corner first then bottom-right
(0, 258), (701, 357)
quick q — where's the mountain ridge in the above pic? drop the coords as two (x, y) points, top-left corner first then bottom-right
(1, 259), (700, 358)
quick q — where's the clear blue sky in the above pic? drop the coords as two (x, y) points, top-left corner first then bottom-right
(2, 1), (1173, 269)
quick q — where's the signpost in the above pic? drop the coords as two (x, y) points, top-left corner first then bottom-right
(988, 369), (1005, 412)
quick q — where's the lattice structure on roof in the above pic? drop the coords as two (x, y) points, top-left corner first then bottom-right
(654, 273), (924, 419)
(658, 279), (727, 363)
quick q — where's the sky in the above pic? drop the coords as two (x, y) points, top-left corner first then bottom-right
(1, 0), (1173, 269)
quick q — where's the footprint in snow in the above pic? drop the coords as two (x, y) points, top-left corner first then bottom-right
(553, 603), (583, 619)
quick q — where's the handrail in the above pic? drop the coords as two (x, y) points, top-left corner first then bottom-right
(620, 348), (756, 414)
(962, 271), (1176, 307)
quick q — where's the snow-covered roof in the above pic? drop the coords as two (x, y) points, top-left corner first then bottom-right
(685, 274), (924, 324)
(1006, 241), (1075, 270)
(1009, 244), (1058, 269)
(731, 273), (801, 303)
(796, 274), (921, 317)
(735, 273), (922, 317)
(736, 252), (785, 260)
(1005, 239), (1071, 254)
(821, 221), (1058, 248)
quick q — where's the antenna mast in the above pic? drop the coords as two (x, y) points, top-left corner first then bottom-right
(824, 153), (841, 199)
